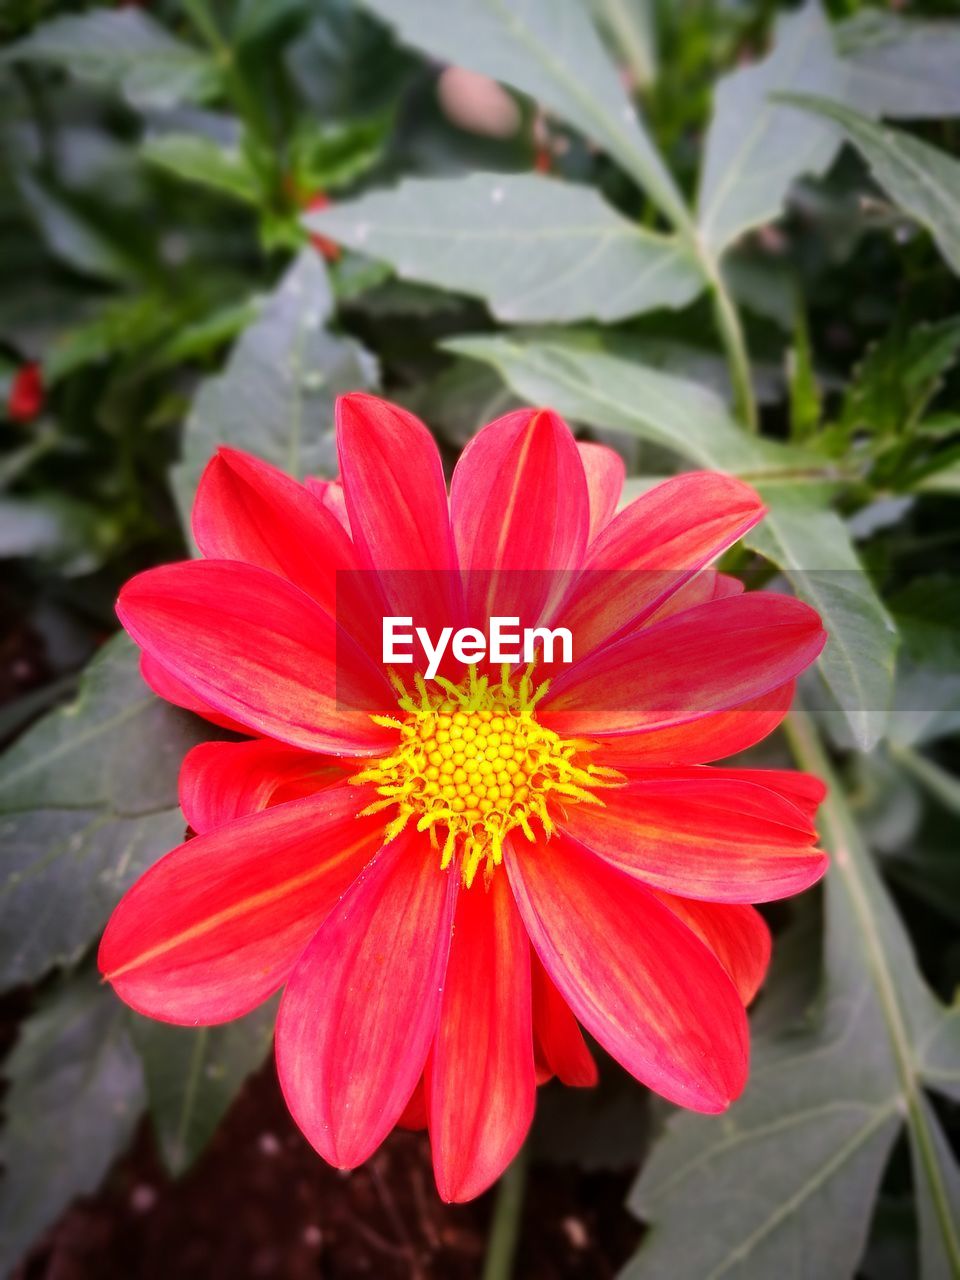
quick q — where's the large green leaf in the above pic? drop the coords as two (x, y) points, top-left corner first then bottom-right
(357, 0), (687, 225)
(745, 489), (897, 752)
(625, 710), (960, 1280)
(140, 134), (261, 205)
(697, 1), (854, 258)
(448, 334), (896, 750)
(444, 333), (790, 473)
(131, 1001), (277, 1176)
(16, 172), (136, 284)
(779, 95), (960, 277)
(589, 0), (656, 90)
(0, 971), (145, 1276)
(0, 633), (214, 989)
(172, 248), (378, 522)
(306, 174), (701, 324)
(2, 9), (218, 110)
(838, 12), (960, 120)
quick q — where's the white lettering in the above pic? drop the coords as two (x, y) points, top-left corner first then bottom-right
(382, 616), (413, 663)
(523, 626), (572, 665)
(382, 616), (572, 676)
(418, 625), (453, 680)
(489, 616), (521, 663)
(452, 627), (486, 665)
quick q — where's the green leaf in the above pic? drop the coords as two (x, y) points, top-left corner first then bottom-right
(887, 579), (960, 749)
(589, 0), (657, 90)
(697, 1), (855, 258)
(444, 332), (809, 473)
(357, 0), (687, 225)
(3, 9), (218, 110)
(131, 1000), (277, 1176)
(837, 12), (960, 121)
(0, 633), (215, 989)
(306, 174), (701, 324)
(448, 334), (896, 750)
(745, 489), (897, 752)
(779, 95), (960, 277)
(0, 495), (113, 575)
(288, 117), (388, 194)
(401, 359), (519, 448)
(45, 293), (177, 383)
(838, 318), (960, 440)
(0, 971), (145, 1276)
(625, 710), (960, 1280)
(16, 172), (136, 284)
(171, 248), (378, 521)
(141, 134), (261, 205)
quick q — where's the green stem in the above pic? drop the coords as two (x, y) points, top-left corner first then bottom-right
(481, 1145), (529, 1280)
(888, 740), (960, 814)
(703, 252), (758, 432)
(671, 216), (757, 431)
(593, 0), (655, 89)
(784, 708), (960, 1276)
(181, 0), (275, 188)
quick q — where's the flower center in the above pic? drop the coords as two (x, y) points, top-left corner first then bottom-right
(352, 665), (622, 887)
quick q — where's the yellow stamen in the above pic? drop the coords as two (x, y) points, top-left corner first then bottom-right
(350, 663), (623, 887)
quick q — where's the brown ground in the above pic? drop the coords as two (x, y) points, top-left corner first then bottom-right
(12, 1062), (641, 1280)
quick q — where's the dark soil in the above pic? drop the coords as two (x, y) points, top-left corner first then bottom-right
(12, 1062), (641, 1280)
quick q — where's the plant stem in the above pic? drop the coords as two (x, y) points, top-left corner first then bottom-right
(888, 740), (960, 814)
(784, 708), (960, 1276)
(594, 0), (656, 89)
(705, 257), (758, 432)
(181, 0), (275, 187)
(481, 1145), (529, 1280)
(672, 218), (758, 432)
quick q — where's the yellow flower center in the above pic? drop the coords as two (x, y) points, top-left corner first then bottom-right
(351, 665), (622, 887)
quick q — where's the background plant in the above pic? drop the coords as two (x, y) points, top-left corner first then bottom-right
(1, 1), (959, 1276)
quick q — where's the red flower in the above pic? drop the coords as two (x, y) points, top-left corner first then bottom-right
(100, 395), (827, 1201)
(533, 144), (553, 174)
(305, 192), (342, 263)
(8, 363), (44, 422)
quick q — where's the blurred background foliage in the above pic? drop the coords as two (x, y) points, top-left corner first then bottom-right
(1, 1), (960, 1277)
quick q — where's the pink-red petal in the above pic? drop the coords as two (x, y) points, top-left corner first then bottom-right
(98, 786), (382, 1023)
(179, 739), (347, 834)
(506, 836), (749, 1113)
(304, 477), (350, 531)
(193, 449), (363, 614)
(336, 393), (462, 645)
(531, 954), (597, 1088)
(652, 892), (771, 1006)
(558, 774), (827, 903)
(590, 681), (796, 768)
(724, 768), (826, 820)
(578, 442), (624, 543)
(140, 652), (249, 734)
(428, 874), (535, 1202)
(557, 472), (764, 661)
(276, 833), (458, 1169)
(451, 407), (589, 632)
(397, 1078), (428, 1131)
(118, 559), (395, 755)
(641, 569), (743, 628)
(541, 593), (825, 738)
